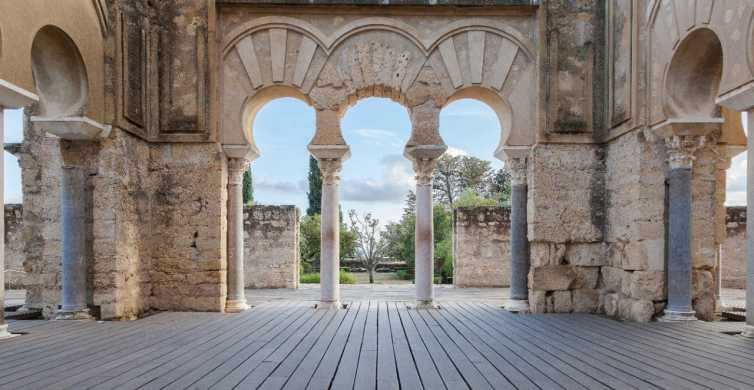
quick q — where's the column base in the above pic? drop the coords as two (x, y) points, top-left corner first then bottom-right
(505, 299), (530, 313)
(741, 325), (754, 338)
(55, 308), (92, 321)
(225, 299), (250, 313)
(413, 300), (438, 309)
(658, 309), (697, 322)
(0, 324), (17, 340)
(316, 301), (343, 310)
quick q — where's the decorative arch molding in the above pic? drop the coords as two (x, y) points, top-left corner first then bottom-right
(220, 15), (537, 153)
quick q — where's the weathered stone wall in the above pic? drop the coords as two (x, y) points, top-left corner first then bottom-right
(527, 143), (605, 314)
(722, 207), (746, 289)
(17, 113), (63, 317)
(453, 207), (510, 288)
(148, 143), (228, 313)
(603, 131), (667, 322)
(91, 129), (154, 320)
(244, 205), (299, 289)
(4, 204), (24, 288)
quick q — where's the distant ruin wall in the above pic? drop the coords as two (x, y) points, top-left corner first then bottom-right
(722, 207), (746, 289)
(453, 207), (511, 288)
(244, 205), (300, 289)
(4, 204), (24, 289)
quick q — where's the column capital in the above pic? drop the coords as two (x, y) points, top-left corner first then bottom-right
(318, 158), (344, 185)
(664, 135), (708, 170)
(412, 157), (439, 186)
(227, 157), (249, 185)
(506, 156), (528, 186)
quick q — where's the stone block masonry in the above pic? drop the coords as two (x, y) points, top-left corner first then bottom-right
(722, 207), (746, 289)
(453, 207), (511, 288)
(4, 205), (23, 289)
(244, 205), (300, 289)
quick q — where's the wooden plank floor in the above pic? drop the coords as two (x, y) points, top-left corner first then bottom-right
(2, 302), (754, 390)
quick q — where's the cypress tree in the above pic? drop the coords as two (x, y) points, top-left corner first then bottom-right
(306, 156), (322, 216)
(242, 168), (254, 205)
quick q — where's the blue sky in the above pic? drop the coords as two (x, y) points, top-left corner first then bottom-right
(3, 104), (748, 225)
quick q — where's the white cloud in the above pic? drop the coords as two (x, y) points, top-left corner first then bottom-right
(341, 154), (414, 202)
(726, 151), (747, 206)
(441, 106), (496, 120)
(445, 147), (469, 157)
(254, 177), (307, 193)
(351, 128), (403, 147)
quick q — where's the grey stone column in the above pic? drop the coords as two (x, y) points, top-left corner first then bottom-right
(0, 108), (8, 337)
(57, 163), (91, 320)
(318, 158), (344, 309)
(505, 156), (530, 313)
(660, 135), (705, 322)
(744, 111), (754, 337)
(226, 158), (250, 313)
(412, 157), (439, 308)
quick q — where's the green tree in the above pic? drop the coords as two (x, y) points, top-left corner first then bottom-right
(433, 155), (493, 207)
(242, 168), (254, 205)
(306, 156), (322, 216)
(487, 167), (512, 206)
(299, 213), (358, 270)
(453, 188), (499, 208)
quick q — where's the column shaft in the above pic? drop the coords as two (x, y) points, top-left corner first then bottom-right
(318, 158), (343, 309)
(415, 182), (434, 306)
(226, 159), (249, 313)
(57, 165), (91, 319)
(745, 111), (754, 336)
(508, 183), (530, 307)
(0, 108), (8, 337)
(665, 167), (695, 316)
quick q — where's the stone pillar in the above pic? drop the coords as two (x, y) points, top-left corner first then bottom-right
(412, 157), (439, 308)
(0, 108), (8, 338)
(744, 111), (754, 337)
(505, 155), (530, 312)
(226, 157), (250, 312)
(660, 135), (705, 322)
(56, 160), (91, 320)
(318, 158), (344, 309)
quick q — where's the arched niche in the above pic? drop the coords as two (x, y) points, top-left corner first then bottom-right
(664, 28), (723, 119)
(30, 25), (88, 117)
(444, 87), (511, 159)
(239, 85), (314, 156)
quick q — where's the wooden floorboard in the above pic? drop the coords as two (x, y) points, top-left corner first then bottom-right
(3, 301), (754, 390)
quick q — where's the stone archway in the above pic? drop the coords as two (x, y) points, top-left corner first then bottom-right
(218, 10), (538, 309)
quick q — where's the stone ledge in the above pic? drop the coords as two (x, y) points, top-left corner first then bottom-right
(217, 0), (539, 6)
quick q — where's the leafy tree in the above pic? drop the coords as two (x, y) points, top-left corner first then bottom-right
(242, 168), (254, 205)
(453, 188), (499, 208)
(348, 210), (386, 284)
(433, 155), (493, 207)
(488, 167), (512, 206)
(306, 156), (322, 216)
(299, 213), (358, 271)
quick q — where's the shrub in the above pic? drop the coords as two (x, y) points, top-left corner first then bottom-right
(396, 269), (413, 281)
(299, 270), (357, 284)
(300, 273), (320, 284)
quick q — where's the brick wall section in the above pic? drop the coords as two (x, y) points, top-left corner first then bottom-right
(244, 205), (300, 289)
(722, 206), (746, 289)
(4, 204), (23, 288)
(453, 207), (511, 288)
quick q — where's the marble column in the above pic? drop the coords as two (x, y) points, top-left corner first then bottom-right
(56, 161), (91, 320)
(505, 156), (530, 313)
(318, 158), (344, 309)
(226, 157), (250, 313)
(0, 108), (8, 337)
(413, 157), (439, 308)
(744, 111), (754, 337)
(660, 135), (705, 322)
